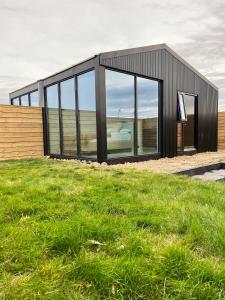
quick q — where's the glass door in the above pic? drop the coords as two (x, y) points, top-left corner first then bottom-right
(177, 92), (197, 152)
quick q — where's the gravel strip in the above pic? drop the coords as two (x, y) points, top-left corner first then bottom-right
(113, 151), (225, 173)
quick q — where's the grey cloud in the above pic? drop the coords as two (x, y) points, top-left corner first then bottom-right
(0, 0), (224, 109)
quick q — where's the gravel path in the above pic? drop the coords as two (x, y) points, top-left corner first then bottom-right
(115, 151), (225, 173)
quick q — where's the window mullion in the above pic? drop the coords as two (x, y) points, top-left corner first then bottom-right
(58, 83), (63, 156)
(134, 76), (138, 156)
(75, 76), (81, 158)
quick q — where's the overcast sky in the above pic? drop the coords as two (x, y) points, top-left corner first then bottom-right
(0, 0), (224, 109)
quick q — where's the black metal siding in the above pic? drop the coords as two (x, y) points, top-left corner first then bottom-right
(100, 49), (218, 157)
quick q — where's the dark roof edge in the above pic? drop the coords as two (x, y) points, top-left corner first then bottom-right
(164, 45), (218, 91)
(100, 43), (218, 91)
(100, 43), (166, 59)
(9, 81), (38, 98)
(10, 55), (97, 97)
(10, 44), (218, 97)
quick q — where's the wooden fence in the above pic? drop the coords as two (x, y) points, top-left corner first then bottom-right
(0, 104), (224, 161)
(218, 112), (225, 150)
(0, 105), (44, 160)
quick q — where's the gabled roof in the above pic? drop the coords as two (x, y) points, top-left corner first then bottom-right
(99, 43), (218, 90)
(10, 43), (217, 97)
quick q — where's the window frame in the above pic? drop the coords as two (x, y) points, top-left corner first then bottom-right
(30, 90), (39, 107)
(177, 92), (187, 123)
(177, 91), (198, 152)
(105, 67), (161, 159)
(11, 89), (38, 107)
(44, 68), (97, 159)
(20, 94), (29, 106)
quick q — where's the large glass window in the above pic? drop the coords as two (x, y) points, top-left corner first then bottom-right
(106, 70), (135, 158)
(46, 84), (60, 155)
(60, 79), (77, 156)
(12, 98), (20, 105)
(106, 69), (159, 158)
(21, 94), (29, 106)
(30, 91), (39, 107)
(137, 77), (159, 154)
(78, 70), (97, 158)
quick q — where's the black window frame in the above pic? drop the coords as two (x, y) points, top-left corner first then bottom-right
(177, 92), (187, 123)
(44, 68), (97, 160)
(105, 67), (162, 160)
(177, 91), (198, 152)
(30, 90), (39, 107)
(11, 89), (38, 107)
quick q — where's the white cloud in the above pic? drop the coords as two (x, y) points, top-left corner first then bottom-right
(0, 0), (224, 108)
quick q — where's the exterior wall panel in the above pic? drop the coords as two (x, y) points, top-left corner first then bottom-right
(100, 48), (218, 157)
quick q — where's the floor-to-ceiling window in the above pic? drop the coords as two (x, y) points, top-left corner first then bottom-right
(46, 84), (60, 155)
(45, 70), (97, 159)
(78, 70), (97, 158)
(106, 69), (159, 158)
(137, 77), (159, 154)
(60, 78), (77, 156)
(106, 70), (135, 158)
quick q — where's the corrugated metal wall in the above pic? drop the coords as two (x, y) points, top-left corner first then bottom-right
(100, 49), (218, 157)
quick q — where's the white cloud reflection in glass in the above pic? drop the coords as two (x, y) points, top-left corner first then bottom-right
(78, 70), (97, 158)
(106, 70), (135, 158)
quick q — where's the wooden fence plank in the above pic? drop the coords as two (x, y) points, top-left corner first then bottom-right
(218, 112), (225, 150)
(0, 104), (44, 160)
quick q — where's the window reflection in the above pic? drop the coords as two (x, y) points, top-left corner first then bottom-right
(60, 79), (77, 156)
(78, 70), (97, 158)
(183, 94), (195, 150)
(106, 70), (135, 158)
(46, 84), (60, 155)
(21, 94), (29, 106)
(30, 91), (39, 107)
(137, 77), (158, 154)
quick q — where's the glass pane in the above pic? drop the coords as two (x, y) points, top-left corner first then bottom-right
(60, 78), (77, 156)
(30, 91), (39, 107)
(106, 70), (135, 158)
(137, 77), (158, 154)
(46, 84), (60, 155)
(13, 98), (19, 105)
(78, 70), (97, 158)
(21, 94), (29, 106)
(183, 94), (195, 150)
(178, 93), (187, 122)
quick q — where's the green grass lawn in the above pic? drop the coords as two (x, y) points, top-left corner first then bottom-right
(1, 159), (225, 299)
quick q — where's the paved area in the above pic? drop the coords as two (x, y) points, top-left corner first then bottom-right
(192, 169), (225, 181)
(114, 151), (225, 174)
